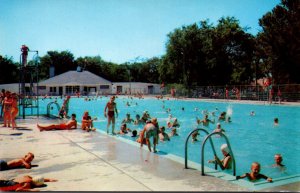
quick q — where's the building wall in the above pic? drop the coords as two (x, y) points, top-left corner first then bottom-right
(111, 82), (161, 95)
(0, 82), (161, 96)
(38, 84), (112, 96)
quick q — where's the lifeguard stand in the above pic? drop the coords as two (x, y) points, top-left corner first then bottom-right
(19, 45), (40, 119)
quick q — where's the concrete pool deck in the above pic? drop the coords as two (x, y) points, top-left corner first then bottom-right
(0, 116), (299, 191)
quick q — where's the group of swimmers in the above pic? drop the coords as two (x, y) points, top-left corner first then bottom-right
(101, 95), (284, 183)
(19, 94), (284, 184)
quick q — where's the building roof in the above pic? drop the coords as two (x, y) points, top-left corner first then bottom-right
(39, 70), (111, 86)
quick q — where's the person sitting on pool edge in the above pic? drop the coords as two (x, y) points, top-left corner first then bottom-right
(0, 175), (57, 191)
(0, 152), (34, 171)
(37, 114), (77, 131)
(236, 162), (272, 182)
(208, 144), (232, 170)
(81, 111), (93, 131)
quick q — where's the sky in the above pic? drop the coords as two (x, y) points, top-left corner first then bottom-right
(0, 0), (280, 64)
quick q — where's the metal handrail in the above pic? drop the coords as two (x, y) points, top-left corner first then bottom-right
(46, 102), (60, 117)
(201, 132), (236, 176)
(185, 128), (218, 170)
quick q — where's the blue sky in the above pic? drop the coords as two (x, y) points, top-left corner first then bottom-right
(0, 0), (280, 64)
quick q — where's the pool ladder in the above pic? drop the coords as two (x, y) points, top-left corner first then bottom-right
(184, 128), (236, 176)
(46, 102), (61, 118)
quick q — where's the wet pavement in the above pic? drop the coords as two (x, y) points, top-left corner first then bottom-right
(0, 116), (299, 191)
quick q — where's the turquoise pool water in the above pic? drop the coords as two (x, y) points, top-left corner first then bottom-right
(37, 96), (300, 181)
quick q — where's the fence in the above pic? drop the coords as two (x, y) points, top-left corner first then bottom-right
(162, 84), (300, 102)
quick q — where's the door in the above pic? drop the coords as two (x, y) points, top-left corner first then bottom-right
(59, 87), (63, 95)
(117, 86), (122, 94)
(148, 85), (154, 94)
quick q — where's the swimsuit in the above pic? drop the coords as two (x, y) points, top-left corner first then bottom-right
(0, 180), (22, 191)
(59, 124), (67, 129)
(108, 111), (114, 118)
(244, 173), (268, 181)
(0, 160), (8, 171)
(11, 107), (18, 115)
(145, 124), (158, 138)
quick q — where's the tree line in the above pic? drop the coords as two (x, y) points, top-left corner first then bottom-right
(1, 0), (299, 86)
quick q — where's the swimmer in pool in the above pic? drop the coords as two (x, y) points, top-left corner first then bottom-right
(213, 123), (225, 133)
(272, 154), (285, 167)
(191, 130), (199, 142)
(158, 126), (170, 142)
(122, 113), (134, 124)
(274, 118), (279, 126)
(236, 162), (272, 182)
(198, 114), (215, 127)
(208, 144), (232, 170)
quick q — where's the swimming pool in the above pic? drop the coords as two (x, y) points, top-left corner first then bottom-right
(37, 96), (300, 183)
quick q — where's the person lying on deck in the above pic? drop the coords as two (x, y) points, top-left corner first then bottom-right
(0, 175), (57, 191)
(0, 152), (34, 171)
(37, 114), (77, 131)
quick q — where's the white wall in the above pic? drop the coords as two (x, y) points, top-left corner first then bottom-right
(111, 82), (161, 95)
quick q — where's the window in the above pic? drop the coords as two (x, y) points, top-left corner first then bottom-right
(38, 86), (46, 90)
(50, 87), (56, 92)
(66, 86), (80, 94)
(100, 85), (109, 89)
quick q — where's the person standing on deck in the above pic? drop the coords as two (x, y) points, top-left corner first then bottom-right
(104, 96), (118, 135)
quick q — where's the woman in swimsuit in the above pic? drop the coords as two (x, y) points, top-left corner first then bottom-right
(3, 91), (13, 127)
(10, 93), (19, 130)
(208, 144), (232, 170)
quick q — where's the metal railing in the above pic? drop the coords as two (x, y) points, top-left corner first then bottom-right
(164, 84), (300, 102)
(46, 102), (60, 118)
(201, 132), (236, 176)
(184, 128), (218, 170)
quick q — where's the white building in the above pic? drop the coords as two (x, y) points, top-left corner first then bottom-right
(111, 82), (161, 95)
(38, 70), (112, 96)
(37, 70), (161, 96)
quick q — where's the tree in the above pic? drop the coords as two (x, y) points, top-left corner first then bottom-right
(39, 51), (76, 80)
(0, 55), (19, 84)
(211, 17), (255, 85)
(258, 0), (300, 84)
(161, 18), (255, 86)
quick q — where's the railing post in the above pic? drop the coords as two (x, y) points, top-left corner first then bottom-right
(201, 132), (236, 176)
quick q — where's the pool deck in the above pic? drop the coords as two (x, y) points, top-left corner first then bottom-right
(0, 116), (299, 191)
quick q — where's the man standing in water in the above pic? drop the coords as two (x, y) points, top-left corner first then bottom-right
(104, 96), (118, 135)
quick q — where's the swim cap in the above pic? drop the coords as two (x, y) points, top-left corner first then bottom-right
(32, 176), (44, 187)
(220, 144), (229, 153)
(217, 123), (221, 126)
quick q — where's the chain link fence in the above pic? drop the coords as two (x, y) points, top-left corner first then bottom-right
(161, 84), (300, 102)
